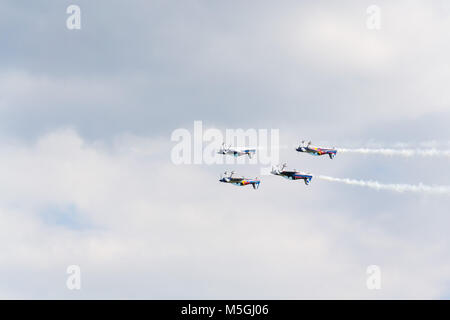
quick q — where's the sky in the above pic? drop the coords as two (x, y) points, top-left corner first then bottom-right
(0, 0), (450, 299)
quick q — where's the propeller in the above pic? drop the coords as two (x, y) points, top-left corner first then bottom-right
(223, 171), (235, 181)
(271, 165), (277, 175)
(271, 164), (284, 175)
(218, 142), (229, 154)
(220, 171), (231, 182)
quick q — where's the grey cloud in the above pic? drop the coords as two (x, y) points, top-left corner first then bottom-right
(1, 0), (450, 299)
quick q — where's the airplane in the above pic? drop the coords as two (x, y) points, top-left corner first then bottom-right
(271, 163), (313, 185)
(219, 171), (260, 189)
(217, 143), (256, 159)
(296, 141), (337, 159)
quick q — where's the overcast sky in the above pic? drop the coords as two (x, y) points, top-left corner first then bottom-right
(1, 0), (450, 299)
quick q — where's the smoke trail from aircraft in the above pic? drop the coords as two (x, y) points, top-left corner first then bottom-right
(337, 148), (450, 157)
(318, 175), (450, 195)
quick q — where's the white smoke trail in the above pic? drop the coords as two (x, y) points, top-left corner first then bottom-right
(318, 175), (450, 195)
(337, 148), (450, 157)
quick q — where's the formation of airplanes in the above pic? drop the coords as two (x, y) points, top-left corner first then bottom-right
(218, 141), (337, 190)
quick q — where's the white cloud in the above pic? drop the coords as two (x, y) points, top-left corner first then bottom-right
(1, 0), (450, 299)
(0, 129), (449, 298)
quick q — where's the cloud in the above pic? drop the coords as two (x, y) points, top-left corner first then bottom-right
(0, 0), (449, 140)
(0, 129), (449, 298)
(1, 0), (450, 299)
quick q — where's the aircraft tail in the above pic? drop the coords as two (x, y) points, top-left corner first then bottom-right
(245, 149), (256, 159)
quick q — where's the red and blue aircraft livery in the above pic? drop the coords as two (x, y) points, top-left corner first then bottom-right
(219, 173), (260, 190)
(296, 142), (337, 159)
(271, 165), (313, 185)
(236, 178), (261, 189)
(285, 172), (313, 185)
